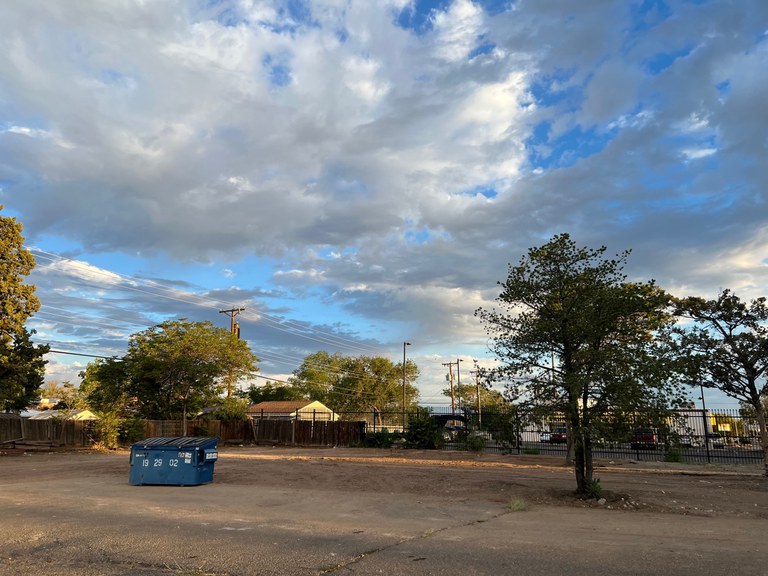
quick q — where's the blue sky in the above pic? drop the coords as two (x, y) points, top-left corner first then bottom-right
(2, 0), (767, 408)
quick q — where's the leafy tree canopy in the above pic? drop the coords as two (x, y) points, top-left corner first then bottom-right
(80, 320), (259, 432)
(476, 233), (686, 495)
(0, 205), (40, 346)
(674, 290), (768, 475)
(288, 351), (419, 415)
(241, 382), (306, 403)
(0, 328), (48, 412)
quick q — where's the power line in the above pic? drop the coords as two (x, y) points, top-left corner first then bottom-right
(47, 349), (121, 360)
(30, 247), (384, 355)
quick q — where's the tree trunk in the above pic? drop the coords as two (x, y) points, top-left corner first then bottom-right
(570, 412), (588, 494)
(565, 421), (575, 465)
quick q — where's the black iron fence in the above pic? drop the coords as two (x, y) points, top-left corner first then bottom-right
(332, 406), (765, 465)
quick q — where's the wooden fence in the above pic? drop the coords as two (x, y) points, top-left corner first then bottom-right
(143, 418), (367, 447)
(0, 417), (94, 447)
(1, 417), (366, 449)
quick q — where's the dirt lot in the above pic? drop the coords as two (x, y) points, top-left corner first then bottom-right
(1, 446), (766, 575)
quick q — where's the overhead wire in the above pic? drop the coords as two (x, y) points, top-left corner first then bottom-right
(30, 247), (384, 355)
(28, 247), (426, 390)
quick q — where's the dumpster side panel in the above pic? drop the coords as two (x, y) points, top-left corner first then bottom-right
(129, 437), (218, 486)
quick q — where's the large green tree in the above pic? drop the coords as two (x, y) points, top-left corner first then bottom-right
(78, 357), (135, 415)
(476, 234), (686, 496)
(0, 328), (48, 412)
(242, 382), (306, 403)
(81, 320), (259, 434)
(288, 351), (419, 421)
(0, 205), (40, 345)
(675, 290), (768, 476)
(1, 206), (47, 412)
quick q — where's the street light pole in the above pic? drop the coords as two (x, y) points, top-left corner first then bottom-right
(456, 358), (463, 412)
(402, 341), (411, 430)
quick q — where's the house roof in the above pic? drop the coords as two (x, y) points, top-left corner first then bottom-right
(28, 409), (99, 421)
(247, 401), (314, 414)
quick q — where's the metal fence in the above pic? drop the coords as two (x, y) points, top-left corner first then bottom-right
(341, 406), (764, 465)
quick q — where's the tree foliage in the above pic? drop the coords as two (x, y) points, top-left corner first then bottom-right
(80, 320), (259, 434)
(476, 234), (686, 495)
(0, 205), (40, 345)
(125, 320), (258, 425)
(209, 397), (251, 422)
(288, 351), (419, 416)
(78, 358), (135, 415)
(0, 207), (47, 412)
(441, 382), (507, 412)
(242, 382), (306, 403)
(0, 328), (48, 412)
(674, 290), (768, 476)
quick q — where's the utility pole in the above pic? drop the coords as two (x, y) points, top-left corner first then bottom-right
(470, 368), (481, 427)
(443, 361), (458, 415)
(456, 358), (463, 412)
(219, 307), (245, 339)
(402, 341), (411, 430)
(219, 307), (245, 397)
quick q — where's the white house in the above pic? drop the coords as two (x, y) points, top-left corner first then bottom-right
(246, 401), (338, 421)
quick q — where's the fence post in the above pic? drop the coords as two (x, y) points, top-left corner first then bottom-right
(702, 408), (711, 464)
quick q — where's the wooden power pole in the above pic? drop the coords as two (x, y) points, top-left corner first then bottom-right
(219, 307), (245, 397)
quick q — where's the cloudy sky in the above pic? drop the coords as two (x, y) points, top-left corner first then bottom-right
(2, 0), (766, 408)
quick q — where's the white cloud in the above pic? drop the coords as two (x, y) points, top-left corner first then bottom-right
(1, 0), (765, 402)
(681, 148), (717, 160)
(431, 0), (484, 63)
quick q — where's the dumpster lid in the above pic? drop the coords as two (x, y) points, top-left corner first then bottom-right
(132, 436), (218, 449)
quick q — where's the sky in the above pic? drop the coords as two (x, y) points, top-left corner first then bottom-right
(2, 0), (766, 409)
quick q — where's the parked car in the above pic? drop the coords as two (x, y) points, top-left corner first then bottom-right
(429, 414), (469, 442)
(706, 433), (725, 449)
(677, 434), (696, 448)
(539, 431), (551, 443)
(630, 428), (660, 450)
(550, 427), (567, 444)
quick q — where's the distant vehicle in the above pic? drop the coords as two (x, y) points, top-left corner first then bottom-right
(631, 428), (660, 450)
(677, 435), (695, 448)
(430, 414), (469, 442)
(706, 433), (725, 449)
(550, 427), (567, 444)
(539, 431), (551, 443)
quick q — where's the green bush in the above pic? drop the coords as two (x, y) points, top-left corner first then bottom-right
(92, 412), (121, 449)
(664, 447), (682, 462)
(361, 431), (400, 448)
(458, 434), (486, 452)
(584, 478), (603, 500)
(118, 417), (147, 444)
(403, 409), (444, 449)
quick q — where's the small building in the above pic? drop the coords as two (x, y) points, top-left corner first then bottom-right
(36, 398), (60, 410)
(28, 409), (99, 421)
(246, 401), (338, 421)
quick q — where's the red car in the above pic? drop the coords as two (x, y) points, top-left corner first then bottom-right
(631, 428), (659, 450)
(550, 427), (567, 444)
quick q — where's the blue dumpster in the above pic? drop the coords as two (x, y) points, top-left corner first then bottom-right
(129, 437), (219, 486)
